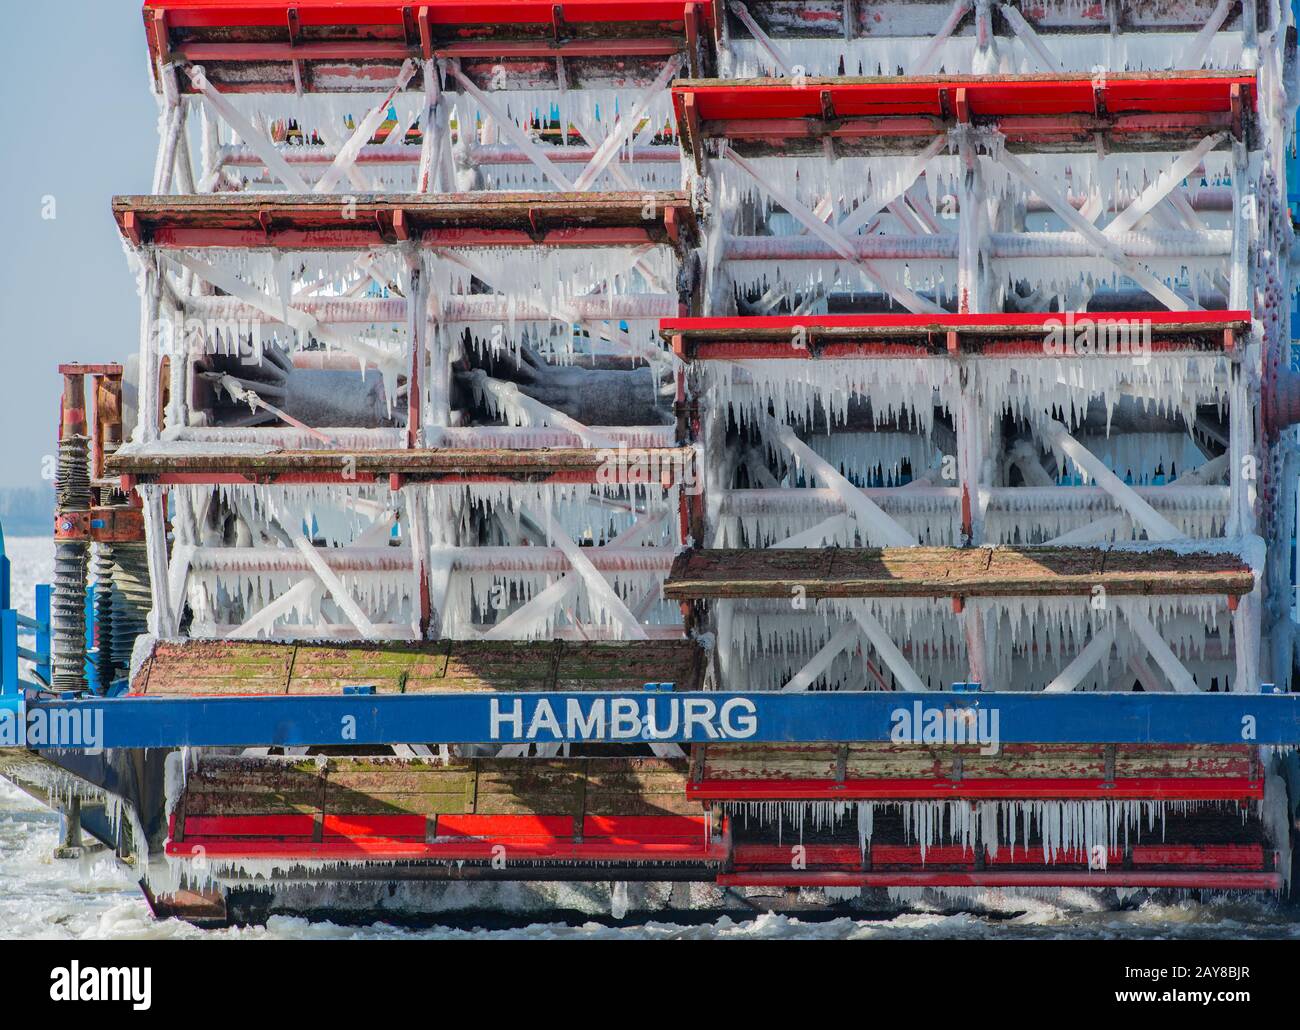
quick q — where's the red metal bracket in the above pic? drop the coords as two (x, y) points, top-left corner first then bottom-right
(661, 311), (1250, 361)
(673, 72), (1256, 154)
(718, 870), (1280, 889)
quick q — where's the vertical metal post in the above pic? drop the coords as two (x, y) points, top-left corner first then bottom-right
(34, 584), (51, 686)
(406, 260), (426, 448)
(1, 609), (17, 696)
(0, 525), (8, 611)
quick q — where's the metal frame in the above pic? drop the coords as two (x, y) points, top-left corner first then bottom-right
(665, 0), (1290, 704)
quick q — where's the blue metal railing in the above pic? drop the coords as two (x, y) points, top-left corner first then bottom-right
(0, 522), (51, 699)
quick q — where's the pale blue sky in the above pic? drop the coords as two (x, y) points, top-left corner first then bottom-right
(0, 3), (156, 486)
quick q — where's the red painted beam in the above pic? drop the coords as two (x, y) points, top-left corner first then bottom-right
(675, 74), (1256, 124)
(114, 445), (696, 488)
(145, 1), (714, 31)
(169, 813), (719, 864)
(322, 813), (427, 838)
(1130, 844), (1267, 866)
(113, 194), (696, 252)
(583, 815), (711, 838)
(433, 39), (683, 58)
(688, 776), (1265, 801)
(152, 472), (381, 486)
(146, 470), (651, 487)
(166, 812), (1269, 879)
(171, 38), (685, 62)
(730, 843), (1267, 869)
(674, 73), (1255, 157)
(141, 226), (668, 249)
(180, 813), (316, 837)
(434, 813), (573, 837)
(662, 311), (1251, 332)
(718, 871), (1282, 889)
(144, 1), (712, 79)
(166, 839), (726, 861)
(661, 311), (1250, 360)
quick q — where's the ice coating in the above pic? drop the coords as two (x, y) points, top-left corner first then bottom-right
(721, 33), (1248, 79)
(713, 594), (1236, 693)
(723, 798), (1255, 865)
(167, 480), (680, 640)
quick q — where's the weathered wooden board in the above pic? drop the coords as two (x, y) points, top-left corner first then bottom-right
(665, 547), (1254, 599)
(107, 446), (694, 483)
(173, 755), (701, 832)
(113, 191), (697, 248)
(699, 742), (1254, 781)
(133, 638), (703, 696)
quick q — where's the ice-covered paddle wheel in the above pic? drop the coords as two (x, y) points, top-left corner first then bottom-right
(4, 0), (1300, 926)
(659, 0), (1300, 894)
(32, 0), (724, 923)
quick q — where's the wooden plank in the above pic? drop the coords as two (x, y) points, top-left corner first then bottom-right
(112, 191), (697, 248)
(180, 792), (322, 816)
(287, 642), (453, 694)
(554, 641), (705, 692)
(472, 760), (587, 816)
(171, 752), (709, 828)
(585, 762), (697, 814)
(1111, 744), (1252, 778)
(664, 547), (1254, 599)
(108, 446), (696, 483)
(699, 743), (1253, 781)
(441, 641), (560, 693)
(133, 641), (294, 695)
(133, 638), (703, 696)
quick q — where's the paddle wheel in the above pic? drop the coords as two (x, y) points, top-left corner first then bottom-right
(4, 0), (1300, 924)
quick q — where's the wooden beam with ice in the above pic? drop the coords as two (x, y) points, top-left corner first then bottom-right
(664, 546), (1255, 599)
(113, 192), (696, 249)
(130, 638), (707, 695)
(111, 446), (695, 484)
